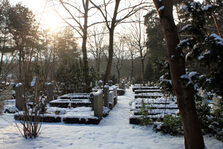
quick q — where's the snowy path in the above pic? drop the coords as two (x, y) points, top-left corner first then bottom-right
(0, 89), (223, 149)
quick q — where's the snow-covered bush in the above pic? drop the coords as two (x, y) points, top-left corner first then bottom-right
(177, 0), (223, 140)
(158, 60), (174, 97)
(179, 1), (223, 97)
(196, 101), (212, 134)
(154, 115), (183, 136)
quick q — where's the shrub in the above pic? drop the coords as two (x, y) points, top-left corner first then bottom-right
(196, 101), (212, 133)
(154, 115), (183, 136)
(15, 79), (43, 139)
(139, 100), (153, 126)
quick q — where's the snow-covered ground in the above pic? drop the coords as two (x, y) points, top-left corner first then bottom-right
(0, 88), (223, 149)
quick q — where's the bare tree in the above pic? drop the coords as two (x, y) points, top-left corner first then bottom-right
(56, 0), (91, 92)
(123, 35), (137, 84)
(90, 0), (150, 84)
(113, 37), (126, 83)
(129, 11), (148, 85)
(153, 0), (204, 148)
(88, 26), (107, 79)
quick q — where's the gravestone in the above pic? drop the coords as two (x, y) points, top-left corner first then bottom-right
(92, 90), (103, 119)
(112, 87), (118, 105)
(109, 90), (114, 109)
(45, 82), (54, 102)
(15, 83), (25, 111)
(108, 80), (113, 86)
(103, 85), (109, 108)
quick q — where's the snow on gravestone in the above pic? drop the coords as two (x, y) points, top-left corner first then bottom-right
(92, 90), (103, 119)
(109, 91), (114, 109)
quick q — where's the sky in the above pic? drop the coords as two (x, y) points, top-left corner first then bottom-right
(8, 0), (151, 34)
(9, 0), (64, 32)
(8, 0), (206, 33)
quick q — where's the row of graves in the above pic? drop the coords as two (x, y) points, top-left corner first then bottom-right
(129, 84), (178, 124)
(12, 81), (125, 125)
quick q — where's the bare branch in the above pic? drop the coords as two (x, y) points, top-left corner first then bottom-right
(59, 0), (84, 31)
(61, 1), (85, 15)
(89, 0), (110, 29)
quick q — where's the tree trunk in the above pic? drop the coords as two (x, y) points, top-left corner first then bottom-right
(116, 64), (121, 84)
(141, 58), (145, 85)
(104, 28), (114, 84)
(130, 52), (134, 84)
(140, 45), (145, 85)
(96, 55), (101, 79)
(82, 0), (90, 92)
(18, 47), (22, 83)
(0, 33), (6, 75)
(0, 53), (3, 75)
(153, 0), (205, 149)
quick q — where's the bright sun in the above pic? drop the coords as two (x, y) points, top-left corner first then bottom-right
(41, 11), (63, 32)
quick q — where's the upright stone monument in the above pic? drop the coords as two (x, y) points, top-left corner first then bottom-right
(15, 83), (25, 111)
(92, 90), (103, 119)
(103, 85), (109, 108)
(46, 82), (54, 103)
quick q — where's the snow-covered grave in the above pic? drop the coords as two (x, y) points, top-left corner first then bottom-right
(93, 85), (119, 110)
(109, 85), (118, 109)
(134, 92), (163, 99)
(9, 84), (122, 124)
(49, 93), (91, 108)
(117, 82), (126, 96)
(130, 85), (178, 124)
(1, 87), (223, 149)
(134, 89), (161, 94)
(133, 84), (163, 99)
(13, 90), (113, 124)
(132, 84), (159, 92)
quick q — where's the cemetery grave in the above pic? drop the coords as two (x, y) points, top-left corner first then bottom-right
(129, 85), (178, 124)
(49, 93), (91, 108)
(12, 84), (119, 125)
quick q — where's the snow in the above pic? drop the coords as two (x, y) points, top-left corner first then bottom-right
(15, 83), (22, 87)
(180, 74), (193, 86)
(30, 76), (37, 87)
(50, 99), (91, 104)
(136, 92), (163, 97)
(188, 71), (197, 78)
(198, 55), (204, 61)
(91, 89), (103, 97)
(178, 38), (190, 47)
(209, 33), (223, 45)
(0, 88), (223, 149)
(158, 6), (164, 11)
(171, 55), (175, 60)
(59, 93), (90, 99)
(45, 106), (95, 118)
(180, 25), (192, 32)
(203, 4), (212, 11)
